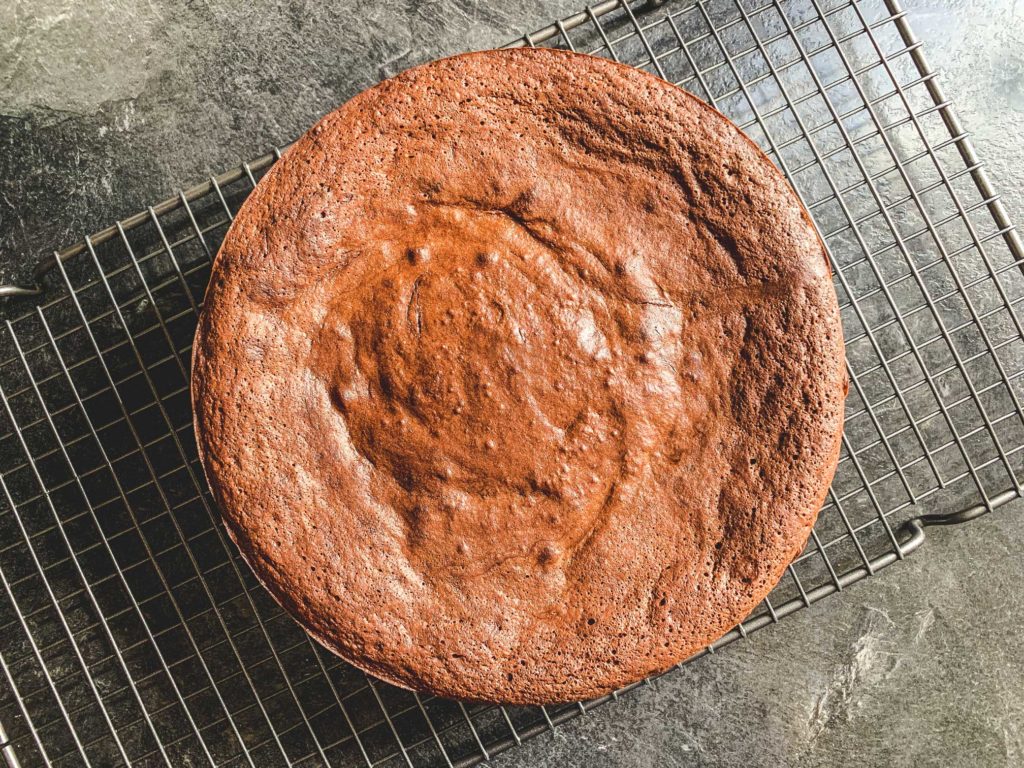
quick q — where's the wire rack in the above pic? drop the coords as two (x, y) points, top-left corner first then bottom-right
(0, 0), (1022, 765)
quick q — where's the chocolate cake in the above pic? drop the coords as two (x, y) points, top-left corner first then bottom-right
(192, 48), (846, 704)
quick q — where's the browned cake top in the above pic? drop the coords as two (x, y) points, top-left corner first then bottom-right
(192, 48), (845, 704)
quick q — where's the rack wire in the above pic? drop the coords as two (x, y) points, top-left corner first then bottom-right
(0, 0), (1021, 765)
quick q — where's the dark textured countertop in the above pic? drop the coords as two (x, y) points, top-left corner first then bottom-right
(1, 1), (1022, 766)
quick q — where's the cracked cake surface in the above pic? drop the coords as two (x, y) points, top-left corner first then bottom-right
(192, 47), (846, 704)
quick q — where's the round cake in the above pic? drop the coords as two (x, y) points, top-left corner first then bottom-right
(192, 48), (846, 704)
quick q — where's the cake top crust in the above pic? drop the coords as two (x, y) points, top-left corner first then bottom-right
(192, 48), (846, 704)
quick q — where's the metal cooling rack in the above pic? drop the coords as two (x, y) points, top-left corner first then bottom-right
(0, 0), (1022, 765)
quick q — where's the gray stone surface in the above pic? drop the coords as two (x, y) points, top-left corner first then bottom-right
(0, 0), (1022, 766)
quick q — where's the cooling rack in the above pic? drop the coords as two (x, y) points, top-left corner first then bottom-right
(0, 0), (1022, 765)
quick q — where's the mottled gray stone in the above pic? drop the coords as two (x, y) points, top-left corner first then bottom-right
(1, 1), (1022, 766)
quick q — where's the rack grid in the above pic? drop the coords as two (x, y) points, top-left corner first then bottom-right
(0, 0), (1022, 766)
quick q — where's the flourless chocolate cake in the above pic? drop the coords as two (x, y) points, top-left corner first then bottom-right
(192, 48), (846, 704)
